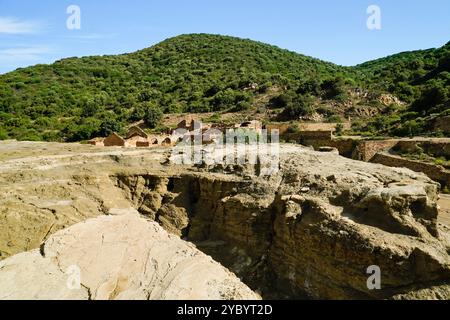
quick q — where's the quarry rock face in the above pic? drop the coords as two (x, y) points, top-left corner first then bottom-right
(0, 141), (449, 300)
(0, 211), (259, 300)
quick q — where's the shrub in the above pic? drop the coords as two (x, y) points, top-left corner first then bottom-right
(0, 128), (8, 140)
(391, 119), (425, 137)
(327, 115), (343, 123)
(98, 118), (122, 137)
(335, 123), (344, 135)
(203, 114), (221, 123)
(0, 34), (447, 141)
(17, 129), (42, 141)
(143, 104), (163, 129)
(80, 99), (97, 117)
(233, 101), (252, 112)
(317, 106), (337, 117)
(321, 77), (347, 99)
(258, 82), (272, 94)
(213, 89), (236, 109)
(282, 94), (314, 119)
(129, 104), (147, 122)
(269, 92), (294, 109)
(42, 131), (61, 142)
(286, 124), (300, 134)
(412, 86), (447, 115)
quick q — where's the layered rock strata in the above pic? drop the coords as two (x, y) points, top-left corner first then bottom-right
(0, 142), (449, 299)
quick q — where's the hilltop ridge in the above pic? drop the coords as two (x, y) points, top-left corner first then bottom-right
(0, 33), (448, 141)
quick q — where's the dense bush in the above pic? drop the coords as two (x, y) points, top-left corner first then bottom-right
(143, 103), (163, 129)
(0, 34), (448, 141)
(0, 34), (350, 141)
(0, 128), (8, 140)
(281, 94), (314, 119)
(321, 77), (348, 99)
(98, 118), (123, 137)
(356, 42), (450, 117)
(327, 115), (343, 123)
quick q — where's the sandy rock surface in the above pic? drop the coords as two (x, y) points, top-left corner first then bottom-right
(0, 211), (259, 300)
(0, 141), (449, 299)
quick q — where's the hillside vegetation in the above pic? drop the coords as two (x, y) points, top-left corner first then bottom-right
(354, 42), (450, 136)
(0, 34), (448, 141)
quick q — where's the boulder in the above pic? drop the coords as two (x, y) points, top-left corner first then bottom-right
(0, 213), (260, 300)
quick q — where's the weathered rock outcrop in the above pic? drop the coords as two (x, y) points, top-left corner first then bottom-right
(0, 141), (449, 300)
(0, 211), (259, 300)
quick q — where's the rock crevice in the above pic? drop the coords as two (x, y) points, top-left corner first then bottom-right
(0, 142), (449, 300)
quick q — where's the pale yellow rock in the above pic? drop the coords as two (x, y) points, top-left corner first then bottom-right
(0, 213), (260, 300)
(0, 251), (89, 300)
(1, 141), (449, 300)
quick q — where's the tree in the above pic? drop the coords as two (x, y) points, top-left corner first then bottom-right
(335, 123), (344, 135)
(143, 103), (163, 128)
(80, 98), (97, 117)
(0, 33), (448, 141)
(233, 101), (252, 112)
(438, 55), (450, 70)
(129, 104), (147, 122)
(63, 117), (101, 142)
(297, 79), (321, 96)
(321, 77), (347, 99)
(412, 85), (447, 114)
(270, 92), (295, 109)
(282, 94), (314, 119)
(0, 128), (8, 140)
(98, 118), (122, 137)
(213, 89), (236, 110)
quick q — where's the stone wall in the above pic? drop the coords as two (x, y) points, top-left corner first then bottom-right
(275, 131), (450, 188)
(266, 123), (291, 136)
(282, 131), (333, 147)
(299, 137), (450, 162)
(424, 142), (450, 158)
(371, 152), (450, 188)
(281, 134), (365, 159)
(266, 122), (351, 136)
(433, 115), (450, 134)
(298, 122), (351, 131)
(353, 140), (399, 162)
(330, 139), (359, 158)
(395, 140), (450, 159)
(300, 130), (333, 140)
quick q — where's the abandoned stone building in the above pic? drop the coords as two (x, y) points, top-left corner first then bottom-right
(237, 120), (263, 132)
(125, 126), (149, 147)
(88, 137), (105, 147)
(103, 133), (126, 147)
(126, 126), (148, 139)
(89, 124), (175, 148)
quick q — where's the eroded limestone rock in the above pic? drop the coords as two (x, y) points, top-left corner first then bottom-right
(0, 212), (260, 300)
(0, 141), (449, 300)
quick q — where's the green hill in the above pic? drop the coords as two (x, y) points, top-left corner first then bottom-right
(356, 42), (450, 109)
(353, 42), (449, 136)
(0, 34), (448, 141)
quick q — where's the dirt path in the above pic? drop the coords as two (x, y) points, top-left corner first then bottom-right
(438, 194), (450, 227)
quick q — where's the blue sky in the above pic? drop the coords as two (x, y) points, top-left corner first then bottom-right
(0, 0), (449, 74)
